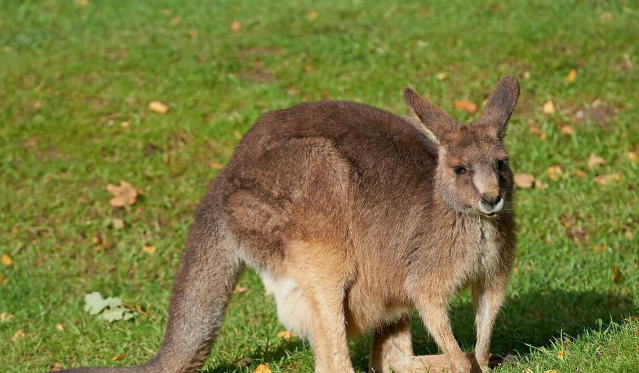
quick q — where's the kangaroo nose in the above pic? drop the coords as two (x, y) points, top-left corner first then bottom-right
(481, 194), (502, 207)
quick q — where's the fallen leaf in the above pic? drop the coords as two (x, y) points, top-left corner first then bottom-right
(628, 151), (638, 164)
(574, 169), (586, 178)
(436, 72), (448, 81)
(547, 166), (563, 180)
(143, 245), (156, 255)
(170, 16), (182, 26)
(567, 226), (588, 244)
(74, 0), (89, 7)
(587, 154), (606, 169)
(566, 69), (577, 83)
(534, 179), (549, 189)
(236, 357), (253, 368)
(277, 330), (295, 341)
(120, 121), (130, 128)
(544, 370), (559, 373)
(189, 29), (198, 38)
(1, 312), (14, 323)
(522, 71), (531, 81)
(254, 364), (272, 373)
(234, 285), (249, 294)
(514, 174), (535, 189)
(50, 363), (64, 371)
(613, 264), (623, 283)
(454, 100), (478, 114)
(231, 21), (242, 32)
(308, 10), (318, 20)
(1, 253), (13, 267)
(543, 100), (556, 115)
(0, 274), (6, 286)
(592, 245), (605, 252)
(107, 181), (138, 207)
(112, 218), (125, 229)
(148, 101), (169, 114)
(557, 350), (569, 360)
(560, 125), (574, 135)
(13, 329), (26, 341)
(210, 162), (225, 170)
(626, 230), (634, 240)
(594, 173), (621, 185)
(111, 354), (125, 362)
(163, 9), (173, 16)
(232, 130), (242, 140)
(54, 323), (64, 331)
(599, 11), (613, 23)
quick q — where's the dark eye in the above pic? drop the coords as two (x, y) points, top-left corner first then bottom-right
(453, 166), (467, 175)
(496, 159), (508, 170)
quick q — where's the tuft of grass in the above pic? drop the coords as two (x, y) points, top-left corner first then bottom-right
(1, 0), (637, 372)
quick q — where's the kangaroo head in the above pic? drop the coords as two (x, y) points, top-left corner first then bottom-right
(404, 75), (520, 217)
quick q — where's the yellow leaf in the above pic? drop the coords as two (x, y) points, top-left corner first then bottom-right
(534, 179), (549, 189)
(436, 72), (448, 81)
(560, 125), (574, 135)
(308, 10), (318, 20)
(547, 166), (563, 180)
(231, 21), (242, 32)
(544, 370), (559, 373)
(628, 151), (638, 164)
(74, 0), (89, 8)
(232, 130), (243, 140)
(143, 245), (156, 255)
(1, 253), (13, 267)
(111, 353), (125, 362)
(557, 349), (570, 360)
(254, 364), (272, 373)
(0, 274), (6, 286)
(277, 330), (295, 341)
(234, 285), (249, 294)
(55, 324), (64, 331)
(210, 162), (225, 170)
(566, 69), (577, 83)
(599, 11), (613, 23)
(594, 173), (621, 185)
(543, 100), (556, 115)
(522, 71), (531, 81)
(0, 312), (14, 323)
(13, 329), (26, 341)
(148, 101), (169, 114)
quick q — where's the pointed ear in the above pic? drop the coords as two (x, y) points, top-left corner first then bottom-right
(403, 87), (457, 141)
(475, 75), (520, 139)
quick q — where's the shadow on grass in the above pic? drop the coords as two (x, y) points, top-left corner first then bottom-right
(204, 289), (634, 372)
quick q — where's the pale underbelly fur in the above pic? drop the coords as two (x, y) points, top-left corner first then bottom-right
(259, 271), (410, 341)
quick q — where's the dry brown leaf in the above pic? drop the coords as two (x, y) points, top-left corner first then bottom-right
(574, 169), (586, 178)
(55, 324), (64, 331)
(277, 330), (295, 341)
(626, 230), (634, 240)
(234, 285), (249, 294)
(594, 173), (621, 185)
(120, 121), (130, 128)
(231, 21), (242, 32)
(210, 162), (225, 170)
(567, 227), (588, 244)
(107, 181), (138, 207)
(74, 0), (89, 7)
(514, 174), (535, 189)
(111, 354), (125, 362)
(1, 253), (13, 267)
(112, 218), (125, 230)
(628, 151), (638, 164)
(50, 363), (64, 371)
(547, 166), (563, 180)
(148, 101), (169, 114)
(1, 312), (14, 323)
(544, 370), (559, 373)
(143, 245), (156, 255)
(254, 364), (272, 373)
(587, 154), (606, 169)
(436, 72), (448, 81)
(13, 329), (26, 341)
(170, 16), (182, 26)
(232, 130), (242, 140)
(0, 274), (7, 286)
(522, 71), (531, 81)
(454, 100), (478, 114)
(534, 180), (549, 189)
(566, 69), (577, 83)
(308, 10), (318, 20)
(236, 357), (253, 368)
(560, 125), (574, 135)
(613, 264), (623, 283)
(543, 100), (556, 115)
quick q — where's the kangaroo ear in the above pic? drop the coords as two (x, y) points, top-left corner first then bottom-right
(475, 75), (520, 139)
(403, 87), (457, 141)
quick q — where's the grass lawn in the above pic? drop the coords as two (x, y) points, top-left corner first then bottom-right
(1, 0), (638, 372)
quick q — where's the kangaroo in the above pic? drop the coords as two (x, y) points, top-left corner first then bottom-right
(55, 75), (519, 373)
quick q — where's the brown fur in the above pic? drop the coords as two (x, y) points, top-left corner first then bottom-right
(55, 76), (519, 373)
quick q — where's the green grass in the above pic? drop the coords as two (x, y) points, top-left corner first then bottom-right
(1, 0), (638, 372)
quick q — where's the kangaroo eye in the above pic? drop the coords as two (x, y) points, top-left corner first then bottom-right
(496, 159), (508, 170)
(453, 166), (467, 175)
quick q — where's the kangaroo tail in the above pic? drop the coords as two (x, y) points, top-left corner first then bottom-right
(56, 201), (243, 373)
